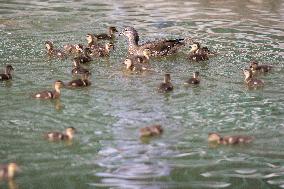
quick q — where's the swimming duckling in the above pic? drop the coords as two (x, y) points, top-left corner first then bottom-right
(184, 71), (200, 85)
(33, 80), (64, 99)
(128, 48), (151, 64)
(243, 69), (264, 88)
(158, 73), (174, 93)
(95, 26), (118, 40)
(139, 124), (163, 137)
(249, 61), (272, 74)
(120, 26), (185, 56)
(0, 65), (14, 81)
(45, 41), (66, 59)
(67, 73), (91, 88)
(0, 163), (20, 180)
(76, 48), (93, 64)
(44, 127), (76, 141)
(124, 58), (150, 73)
(64, 44), (84, 56)
(91, 42), (114, 57)
(71, 57), (91, 76)
(188, 42), (215, 61)
(208, 132), (254, 145)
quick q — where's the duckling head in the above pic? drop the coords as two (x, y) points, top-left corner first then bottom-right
(208, 132), (222, 143)
(5, 65), (14, 74)
(120, 27), (139, 44)
(86, 34), (97, 44)
(124, 58), (133, 70)
(45, 41), (54, 51)
(193, 71), (200, 78)
(249, 61), (258, 70)
(189, 42), (200, 53)
(75, 44), (84, 53)
(54, 80), (64, 91)
(65, 127), (76, 139)
(109, 26), (118, 33)
(106, 42), (114, 51)
(7, 163), (20, 179)
(243, 69), (253, 80)
(143, 48), (151, 59)
(164, 73), (171, 83)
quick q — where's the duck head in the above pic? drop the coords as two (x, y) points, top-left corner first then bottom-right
(109, 26), (118, 34)
(208, 132), (222, 143)
(54, 80), (64, 92)
(86, 33), (97, 44)
(65, 127), (76, 139)
(143, 48), (151, 59)
(75, 44), (84, 53)
(45, 41), (54, 51)
(189, 42), (200, 53)
(124, 58), (133, 70)
(164, 73), (171, 83)
(249, 61), (258, 70)
(119, 27), (139, 44)
(5, 65), (14, 74)
(105, 42), (115, 51)
(243, 68), (253, 80)
(193, 71), (200, 79)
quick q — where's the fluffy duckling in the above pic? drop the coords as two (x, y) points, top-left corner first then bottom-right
(91, 42), (114, 57)
(45, 41), (66, 59)
(250, 61), (272, 74)
(76, 48), (93, 64)
(0, 163), (20, 180)
(243, 69), (264, 88)
(71, 57), (91, 76)
(184, 71), (200, 85)
(0, 65), (14, 81)
(139, 124), (163, 137)
(64, 44), (84, 56)
(33, 80), (64, 99)
(120, 26), (185, 56)
(44, 127), (76, 141)
(124, 58), (150, 73)
(95, 26), (118, 40)
(188, 42), (215, 61)
(208, 132), (254, 145)
(66, 73), (91, 88)
(158, 73), (174, 93)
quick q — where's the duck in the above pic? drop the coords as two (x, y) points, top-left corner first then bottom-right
(208, 132), (254, 145)
(86, 33), (100, 49)
(0, 65), (14, 81)
(90, 42), (114, 57)
(76, 48), (93, 64)
(249, 60), (272, 74)
(64, 44), (84, 56)
(44, 127), (76, 141)
(188, 42), (215, 61)
(66, 73), (91, 88)
(120, 26), (185, 56)
(158, 73), (174, 93)
(243, 69), (264, 88)
(184, 71), (200, 85)
(124, 58), (150, 73)
(44, 41), (66, 59)
(128, 48), (151, 64)
(95, 26), (118, 40)
(139, 124), (163, 137)
(33, 80), (64, 99)
(0, 163), (20, 180)
(71, 57), (91, 76)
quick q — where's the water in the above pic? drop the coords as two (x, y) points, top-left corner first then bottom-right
(0, 0), (284, 188)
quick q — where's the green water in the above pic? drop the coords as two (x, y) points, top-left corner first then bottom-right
(0, 0), (284, 188)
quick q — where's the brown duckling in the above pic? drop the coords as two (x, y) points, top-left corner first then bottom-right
(44, 127), (76, 141)
(45, 41), (66, 59)
(71, 57), (91, 76)
(64, 43), (84, 55)
(76, 48), (93, 64)
(139, 124), (163, 137)
(124, 58), (150, 73)
(128, 48), (151, 64)
(95, 26), (118, 40)
(184, 71), (200, 85)
(67, 73), (91, 88)
(120, 26), (185, 56)
(0, 163), (20, 180)
(33, 80), (64, 99)
(250, 61), (272, 74)
(0, 65), (14, 81)
(188, 42), (216, 61)
(86, 33), (100, 49)
(158, 73), (174, 93)
(208, 132), (254, 145)
(90, 42), (114, 57)
(243, 69), (264, 88)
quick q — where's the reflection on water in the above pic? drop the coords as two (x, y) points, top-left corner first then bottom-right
(0, 0), (284, 189)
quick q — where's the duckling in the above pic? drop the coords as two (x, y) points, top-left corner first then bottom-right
(71, 57), (91, 76)
(33, 80), (64, 99)
(139, 124), (163, 137)
(0, 65), (14, 81)
(243, 69), (264, 88)
(45, 41), (66, 59)
(184, 71), (200, 85)
(44, 127), (76, 141)
(64, 44), (84, 56)
(128, 48), (151, 64)
(67, 73), (91, 87)
(0, 163), (20, 180)
(86, 33), (100, 49)
(208, 132), (254, 145)
(188, 42), (211, 61)
(95, 26), (118, 40)
(76, 48), (93, 64)
(90, 42), (114, 57)
(124, 58), (150, 73)
(120, 26), (185, 56)
(249, 61), (272, 74)
(158, 73), (174, 93)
